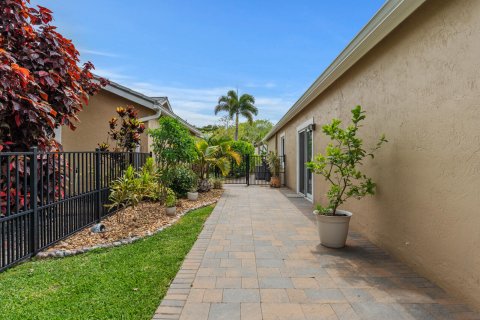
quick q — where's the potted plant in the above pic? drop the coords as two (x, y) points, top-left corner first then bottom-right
(187, 185), (199, 201)
(307, 106), (387, 248)
(267, 152), (281, 188)
(165, 188), (177, 216)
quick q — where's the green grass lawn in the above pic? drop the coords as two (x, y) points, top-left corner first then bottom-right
(0, 205), (214, 320)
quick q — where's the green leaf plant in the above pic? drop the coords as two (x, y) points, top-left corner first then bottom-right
(306, 106), (387, 216)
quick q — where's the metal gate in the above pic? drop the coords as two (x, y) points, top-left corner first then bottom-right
(218, 154), (285, 186)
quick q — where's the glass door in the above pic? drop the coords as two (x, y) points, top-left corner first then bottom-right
(298, 128), (313, 200)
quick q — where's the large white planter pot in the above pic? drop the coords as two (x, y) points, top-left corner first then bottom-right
(166, 207), (176, 216)
(315, 209), (352, 248)
(187, 192), (199, 201)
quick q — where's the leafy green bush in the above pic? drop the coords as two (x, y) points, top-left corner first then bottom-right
(106, 158), (160, 211)
(165, 188), (176, 207)
(211, 178), (223, 189)
(106, 165), (142, 210)
(165, 166), (198, 196)
(230, 140), (254, 158)
(138, 158), (160, 201)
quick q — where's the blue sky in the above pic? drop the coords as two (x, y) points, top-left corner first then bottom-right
(32, 0), (385, 127)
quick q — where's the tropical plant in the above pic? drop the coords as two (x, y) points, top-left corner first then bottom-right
(230, 140), (255, 159)
(106, 165), (142, 213)
(307, 106), (387, 216)
(211, 178), (224, 190)
(195, 135), (241, 192)
(0, 0), (106, 152)
(165, 166), (198, 197)
(214, 90), (258, 141)
(266, 152), (281, 177)
(100, 106), (145, 152)
(137, 157), (160, 201)
(149, 117), (197, 171)
(165, 188), (176, 208)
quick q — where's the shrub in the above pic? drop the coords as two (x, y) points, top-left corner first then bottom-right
(149, 117), (197, 172)
(230, 140), (254, 158)
(165, 166), (198, 197)
(165, 188), (176, 208)
(307, 106), (387, 216)
(106, 158), (160, 211)
(211, 178), (223, 190)
(99, 106), (145, 152)
(106, 165), (142, 211)
(137, 158), (160, 201)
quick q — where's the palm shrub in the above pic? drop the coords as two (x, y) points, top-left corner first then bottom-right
(195, 135), (241, 192)
(266, 152), (281, 177)
(307, 106), (387, 216)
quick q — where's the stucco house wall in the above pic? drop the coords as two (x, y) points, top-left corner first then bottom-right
(267, 0), (480, 309)
(61, 90), (156, 152)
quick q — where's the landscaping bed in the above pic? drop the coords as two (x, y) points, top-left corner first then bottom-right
(0, 205), (214, 320)
(43, 189), (223, 255)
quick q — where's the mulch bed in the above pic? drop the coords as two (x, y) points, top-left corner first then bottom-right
(44, 189), (223, 253)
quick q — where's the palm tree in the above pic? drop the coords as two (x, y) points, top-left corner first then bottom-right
(215, 90), (258, 141)
(195, 134), (241, 191)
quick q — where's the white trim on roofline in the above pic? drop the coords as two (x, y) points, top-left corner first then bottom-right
(95, 78), (201, 137)
(264, 0), (426, 141)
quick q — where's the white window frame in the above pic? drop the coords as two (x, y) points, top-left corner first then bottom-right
(279, 131), (285, 168)
(296, 118), (314, 202)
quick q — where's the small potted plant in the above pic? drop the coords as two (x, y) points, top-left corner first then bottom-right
(165, 188), (177, 216)
(267, 152), (281, 188)
(307, 106), (387, 248)
(187, 185), (199, 201)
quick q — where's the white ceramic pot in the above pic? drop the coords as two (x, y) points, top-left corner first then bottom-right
(187, 192), (199, 201)
(166, 206), (176, 216)
(315, 209), (352, 248)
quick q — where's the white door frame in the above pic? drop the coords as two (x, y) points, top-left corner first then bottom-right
(296, 118), (314, 202)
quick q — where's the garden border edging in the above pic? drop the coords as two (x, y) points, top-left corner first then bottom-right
(36, 200), (219, 259)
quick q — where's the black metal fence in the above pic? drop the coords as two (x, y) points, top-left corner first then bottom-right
(219, 154), (285, 186)
(0, 148), (150, 272)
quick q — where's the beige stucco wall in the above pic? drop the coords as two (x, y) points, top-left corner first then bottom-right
(61, 90), (156, 152)
(268, 0), (480, 310)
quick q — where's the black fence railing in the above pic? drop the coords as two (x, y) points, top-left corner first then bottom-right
(216, 154), (285, 186)
(0, 148), (150, 272)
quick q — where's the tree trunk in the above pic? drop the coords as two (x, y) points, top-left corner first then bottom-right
(234, 112), (239, 141)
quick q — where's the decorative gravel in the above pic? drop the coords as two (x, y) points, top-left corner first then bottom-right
(38, 189), (224, 258)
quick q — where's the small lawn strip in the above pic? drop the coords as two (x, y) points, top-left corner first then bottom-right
(0, 205), (214, 320)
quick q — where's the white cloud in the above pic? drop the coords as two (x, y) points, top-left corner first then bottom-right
(92, 71), (294, 127)
(94, 68), (133, 82)
(79, 48), (120, 58)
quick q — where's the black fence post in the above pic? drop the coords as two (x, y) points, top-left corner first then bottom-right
(29, 147), (39, 254)
(95, 148), (101, 222)
(246, 154), (250, 186)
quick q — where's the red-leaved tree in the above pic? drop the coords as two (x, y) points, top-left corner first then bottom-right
(0, 0), (107, 152)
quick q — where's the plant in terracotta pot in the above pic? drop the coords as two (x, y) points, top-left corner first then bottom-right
(307, 105), (387, 248)
(267, 152), (281, 188)
(165, 188), (177, 216)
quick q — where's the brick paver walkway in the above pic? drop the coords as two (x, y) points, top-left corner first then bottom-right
(153, 186), (478, 320)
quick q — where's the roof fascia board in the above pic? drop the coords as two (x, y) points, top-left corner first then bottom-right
(264, 0), (426, 141)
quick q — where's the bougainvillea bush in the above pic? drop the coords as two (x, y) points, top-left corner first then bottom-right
(0, 0), (106, 151)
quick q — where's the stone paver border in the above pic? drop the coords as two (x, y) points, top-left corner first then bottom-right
(37, 200), (219, 259)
